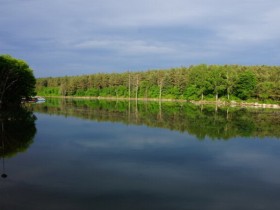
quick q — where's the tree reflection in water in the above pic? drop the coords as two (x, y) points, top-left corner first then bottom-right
(33, 98), (280, 140)
(0, 107), (37, 178)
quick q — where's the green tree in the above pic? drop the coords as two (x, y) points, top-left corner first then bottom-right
(225, 65), (238, 100)
(234, 71), (257, 100)
(188, 64), (210, 100)
(0, 55), (36, 109)
(208, 65), (226, 101)
(157, 70), (166, 100)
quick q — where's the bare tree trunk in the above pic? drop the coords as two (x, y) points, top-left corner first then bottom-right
(135, 75), (139, 101)
(159, 83), (162, 101)
(128, 73), (131, 99)
(157, 72), (165, 101)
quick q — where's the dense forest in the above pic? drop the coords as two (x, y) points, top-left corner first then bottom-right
(36, 65), (280, 103)
(32, 98), (280, 140)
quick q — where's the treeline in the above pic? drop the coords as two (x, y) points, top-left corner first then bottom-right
(36, 65), (280, 102)
(32, 98), (280, 140)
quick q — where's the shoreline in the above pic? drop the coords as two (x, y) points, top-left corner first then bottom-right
(189, 100), (280, 109)
(42, 96), (280, 109)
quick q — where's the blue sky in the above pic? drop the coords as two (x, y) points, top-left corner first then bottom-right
(1, 0), (280, 78)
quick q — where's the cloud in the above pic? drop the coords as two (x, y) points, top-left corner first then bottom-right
(1, 0), (280, 77)
(74, 39), (176, 55)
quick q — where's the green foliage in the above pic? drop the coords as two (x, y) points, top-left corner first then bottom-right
(188, 64), (210, 99)
(184, 85), (200, 100)
(35, 65), (280, 103)
(85, 88), (99, 96)
(36, 87), (60, 96)
(234, 71), (257, 100)
(0, 55), (36, 109)
(207, 66), (227, 100)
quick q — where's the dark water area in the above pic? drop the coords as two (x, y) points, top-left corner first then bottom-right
(1, 98), (280, 210)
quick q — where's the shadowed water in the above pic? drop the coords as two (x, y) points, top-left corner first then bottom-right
(0, 98), (280, 210)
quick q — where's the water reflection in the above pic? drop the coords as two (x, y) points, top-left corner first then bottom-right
(1, 100), (280, 210)
(32, 98), (280, 140)
(0, 108), (37, 177)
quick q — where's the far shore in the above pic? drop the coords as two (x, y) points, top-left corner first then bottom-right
(40, 95), (280, 109)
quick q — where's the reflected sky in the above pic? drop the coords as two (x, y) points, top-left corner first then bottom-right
(1, 113), (280, 210)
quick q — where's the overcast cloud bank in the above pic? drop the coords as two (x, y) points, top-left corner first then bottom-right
(1, 0), (280, 77)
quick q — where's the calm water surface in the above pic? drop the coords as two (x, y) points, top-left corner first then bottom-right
(0, 99), (280, 210)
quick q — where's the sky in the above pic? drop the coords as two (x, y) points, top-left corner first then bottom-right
(1, 0), (280, 78)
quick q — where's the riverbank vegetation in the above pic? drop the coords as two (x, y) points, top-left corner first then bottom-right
(0, 55), (36, 110)
(36, 65), (280, 103)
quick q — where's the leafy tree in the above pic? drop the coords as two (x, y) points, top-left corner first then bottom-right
(188, 64), (210, 100)
(157, 70), (166, 100)
(208, 65), (226, 101)
(224, 65), (238, 100)
(234, 71), (257, 100)
(0, 55), (36, 109)
(256, 82), (274, 100)
(184, 85), (200, 100)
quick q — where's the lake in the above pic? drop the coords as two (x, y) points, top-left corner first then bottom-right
(0, 98), (280, 210)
